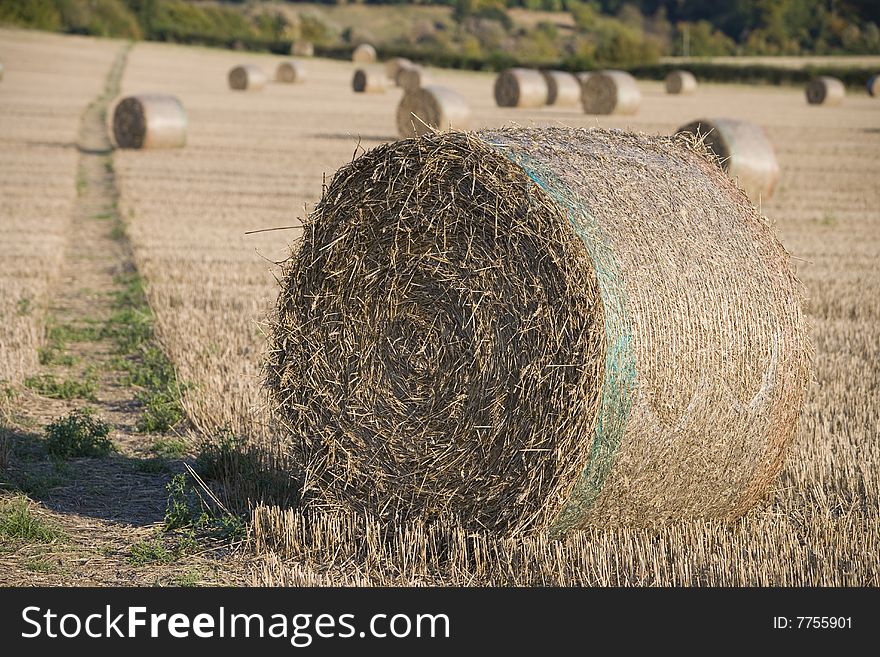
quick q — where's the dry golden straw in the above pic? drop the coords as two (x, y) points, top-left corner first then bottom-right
(352, 68), (386, 94)
(494, 68), (548, 108)
(395, 85), (470, 137)
(397, 65), (431, 93)
(112, 94), (187, 149)
(385, 57), (413, 82)
(677, 117), (780, 204)
(582, 70), (640, 114)
(228, 64), (267, 91)
(806, 76), (845, 105)
(352, 44), (377, 64)
(292, 42), (314, 57)
(276, 61), (306, 84)
(665, 70), (697, 94)
(541, 70), (581, 107)
(265, 126), (810, 535)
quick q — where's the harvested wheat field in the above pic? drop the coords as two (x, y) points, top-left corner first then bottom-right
(1, 29), (878, 587)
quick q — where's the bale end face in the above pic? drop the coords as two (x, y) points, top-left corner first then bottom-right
(806, 76), (845, 105)
(582, 70), (641, 115)
(112, 94), (187, 150)
(494, 68), (548, 108)
(276, 61), (306, 84)
(665, 70), (697, 95)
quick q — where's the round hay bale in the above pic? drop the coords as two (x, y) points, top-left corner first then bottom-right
(385, 57), (413, 82)
(396, 65), (431, 93)
(276, 61), (306, 83)
(582, 70), (641, 115)
(541, 70), (581, 107)
(266, 126), (810, 534)
(866, 74), (879, 97)
(396, 85), (470, 138)
(494, 68), (548, 108)
(575, 71), (592, 85)
(292, 41), (314, 57)
(112, 94), (187, 149)
(352, 43), (377, 64)
(352, 68), (386, 94)
(665, 70), (697, 95)
(805, 76), (844, 105)
(676, 118), (779, 204)
(228, 65), (267, 91)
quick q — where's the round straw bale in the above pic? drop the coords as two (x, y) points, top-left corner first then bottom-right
(494, 68), (548, 108)
(866, 74), (879, 97)
(292, 41), (314, 57)
(112, 94), (187, 149)
(266, 126), (810, 534)
(385, 57), (413, 81)
(582, 70), (640, 115)
(665, 70), (697, 94)
(276, 61), (306, 83)
(352, 43), (377, 64)
(805, 76), (845, 105)
(352, 68), (386, 94)
(541, 70), (581, 107)
(575, 71), (592, 85)
(228, 65), (267, 91)
(396, 85), (470, 138)
(396, 65), (431, 93)
(676, 118), (779, 204)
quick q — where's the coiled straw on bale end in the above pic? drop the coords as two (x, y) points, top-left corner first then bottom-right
(582, 70), (641, 115)
(665, 70), (697, 94)
(494, 68), (548, 108)
(806, 76), (845, 105)
(228, 65), (267, 91)
(397, 65), (431, 93)
(292, 42), (314, 57)
(541, 70), (581, 107)
(396, 86), (470, 138)
(385, 57), (413, 82)
(276, 61), (306, 83)
(352, 68), (386, 94)
(676, 118), (780, 204)
(352, 43), (377, 64)
(112, 94), (187, 149)
(266, 126), (810, 534)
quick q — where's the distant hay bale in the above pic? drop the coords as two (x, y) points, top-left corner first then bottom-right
(866, 74), (879, 97)
(494, 68), (548, 108)
(396, 65), (431, 92)
(352, 68), (386, 94)
(805, 76), (844, 105)
(582, 70), (641, 115)
(228, 65), (267, 91)
(665, 70), (697, 94)
(276, 61), (306, 83)
(385, 57), (413, 82)
(112, 94), (187, 149)
(266, 126), (810, 534)
(352, 43), (377, 64)
(541, 70), (581, 107)
(676, 117), (780, 204)
(396, 85), (470, 138)
(575, 71), (592, 85)
(292, 42), (314, 57)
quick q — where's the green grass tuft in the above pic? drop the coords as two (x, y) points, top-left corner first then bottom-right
(44, 409), (114, 459)
(0, 497), (60, 543)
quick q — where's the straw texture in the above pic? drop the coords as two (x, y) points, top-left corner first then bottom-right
(665, 70), (697, 94)
(228, 65), (267, 91)
(542, 70), (581, 106)
(276, 61), (306, 83)
(582, 70), (640, 115)
(396, 85), (471, 137)
(112, 94), (187, 149)
(494, 68), (548, 108)
(677, 117), (780, 204)
(352, 44), (377, 64)
(806, 76), (845, 105)
(352, 68), (386, 93)
(266, 127), (810, 534)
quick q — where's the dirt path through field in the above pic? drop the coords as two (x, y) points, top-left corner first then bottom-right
(0, 44), (249, 585)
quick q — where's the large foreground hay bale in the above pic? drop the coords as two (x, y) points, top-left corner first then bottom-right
(665, 70), (697, 94)
(397, 65), (431, 93)
(494, 68), (548, 108)
(352, 43), (377, 64)
(352, 68), (386, 93)
(396, 85), (470, 137)
(112, 94), (187, 149)
(276, 61), (306, 83)
(266, 126), (810, 534)
(677, 117), (780, 204)
(866, 74), (879, 97)
(228, 65), (267, 91)
(385, 57), (413, 82)
(292, 42), (314, 57)
(582, 70), (641, 114)
(806, 76), (844, 105)
(541, 70), (581, 106)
